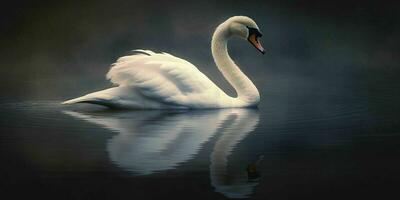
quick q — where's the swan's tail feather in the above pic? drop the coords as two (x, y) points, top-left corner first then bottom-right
(62, 96), (113, 107)
(62, 96), (95, 105)
(62, 88), (119, 107)
(62, 98), (82, 105)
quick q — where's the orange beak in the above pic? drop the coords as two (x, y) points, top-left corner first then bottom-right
(248, 33), (265, 54)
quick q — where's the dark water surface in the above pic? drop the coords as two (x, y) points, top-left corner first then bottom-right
(1, 81), (399, 200)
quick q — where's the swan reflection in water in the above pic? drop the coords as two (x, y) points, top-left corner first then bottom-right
(63, 108), (261, 198)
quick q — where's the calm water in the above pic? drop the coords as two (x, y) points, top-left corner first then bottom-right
(0, 80), (399, 199)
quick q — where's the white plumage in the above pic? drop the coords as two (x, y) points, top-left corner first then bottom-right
(63, 16), (264, 109)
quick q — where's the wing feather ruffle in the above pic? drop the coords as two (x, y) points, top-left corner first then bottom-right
(105, 50), (213, 105)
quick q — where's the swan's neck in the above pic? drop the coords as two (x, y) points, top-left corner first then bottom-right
(211, 24), (260, 105)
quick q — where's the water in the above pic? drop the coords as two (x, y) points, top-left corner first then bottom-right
(0, 82), (399, 200)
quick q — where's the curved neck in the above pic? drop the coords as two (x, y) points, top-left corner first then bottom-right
(211, 23), (260, 105)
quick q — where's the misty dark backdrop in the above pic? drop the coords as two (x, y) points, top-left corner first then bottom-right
(0, 0), (399, 107)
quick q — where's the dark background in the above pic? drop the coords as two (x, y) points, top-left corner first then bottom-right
(0, 0), (399, 102)
(0, 0), (399, 200)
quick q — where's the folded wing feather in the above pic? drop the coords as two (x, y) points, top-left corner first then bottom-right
(106, 50), (215, 105)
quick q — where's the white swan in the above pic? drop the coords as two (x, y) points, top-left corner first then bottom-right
(62, 16), (265, 109)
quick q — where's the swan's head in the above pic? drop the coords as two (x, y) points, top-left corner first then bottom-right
(225, 16), (265, 54)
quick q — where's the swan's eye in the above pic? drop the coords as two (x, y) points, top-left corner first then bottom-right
(246, 27), (265, 54)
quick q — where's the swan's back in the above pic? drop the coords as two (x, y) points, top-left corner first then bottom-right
(63, 50), (234, 109)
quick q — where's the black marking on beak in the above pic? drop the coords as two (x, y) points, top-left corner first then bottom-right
(247, 26), (263, 38)
(247, 26), (265, 54)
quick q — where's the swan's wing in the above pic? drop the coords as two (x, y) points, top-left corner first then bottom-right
(106, 50), (218, 106)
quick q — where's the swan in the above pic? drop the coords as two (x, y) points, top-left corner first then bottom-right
(62, 16), (265, 109)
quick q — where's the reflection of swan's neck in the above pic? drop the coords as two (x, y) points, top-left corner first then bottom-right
(211, 23), (260, 105)
(209, 110), (260, 198)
